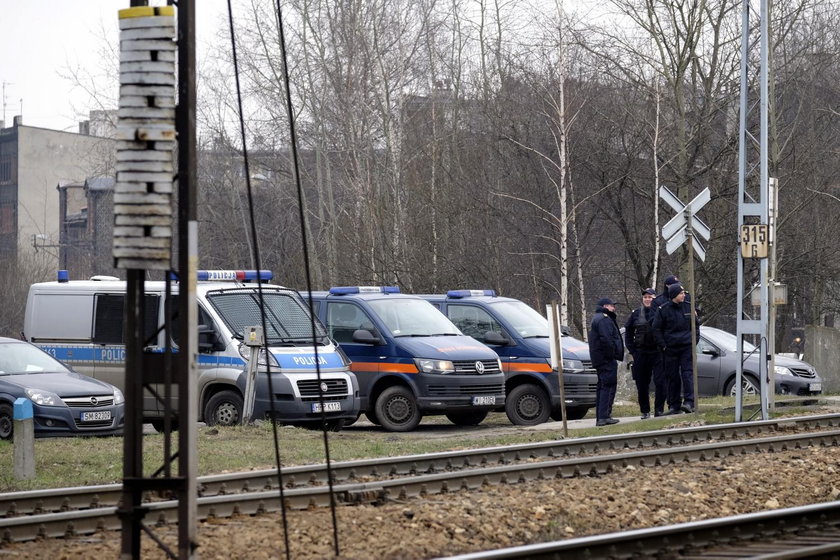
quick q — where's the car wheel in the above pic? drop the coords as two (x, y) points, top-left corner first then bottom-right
(506, 384), (550, 425)
(445, 410), (489, 426)
(725, 374), (760, 397)
(375, 386), (421, 432)
(551, 406), (589, 421)
(0, 403), (13, 440)
(204, 390), (244, 426)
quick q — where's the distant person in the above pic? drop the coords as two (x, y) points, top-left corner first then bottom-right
(652, 283), (699, 414)
(624, 288), (664, 418)
(588, 297), (624, 426)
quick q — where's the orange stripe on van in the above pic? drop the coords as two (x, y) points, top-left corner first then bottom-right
(350, 362), (381, 373)
(505, 362), (552, 373)
(381, 363), (419, 374)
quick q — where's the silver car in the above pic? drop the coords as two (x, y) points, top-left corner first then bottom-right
(697, 327), (823, 396)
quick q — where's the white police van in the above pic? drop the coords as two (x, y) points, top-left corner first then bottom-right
(23, 270), (360, 431)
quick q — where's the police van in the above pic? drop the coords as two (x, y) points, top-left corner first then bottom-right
(420, 290), (597, 425)
(23, 270), (360, 431)
(304, 286), (506, 432)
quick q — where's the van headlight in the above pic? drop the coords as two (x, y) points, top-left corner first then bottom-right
(415, 358), (455, 374)
(238, 343), (280, 367)
(113, 388), (125, 405)
(546, 358), (584, 372)
(774, 365), (793, 377)
(25, 387), (62, 406)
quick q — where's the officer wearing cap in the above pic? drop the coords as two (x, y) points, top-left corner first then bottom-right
(588, 297), (624, 426)
(624, 288), (663, 418)
(652, 283), (699, 413)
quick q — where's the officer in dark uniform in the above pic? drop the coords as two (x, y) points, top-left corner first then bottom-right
(652, 283), (699, 413)
(588, 297), (624, 426)
(624, 288), (663, 418)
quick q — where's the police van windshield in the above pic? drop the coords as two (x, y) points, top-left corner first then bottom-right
(208, 290), (328, 344)
(489, 301), (550, 338)
(368, 298), (461, 337)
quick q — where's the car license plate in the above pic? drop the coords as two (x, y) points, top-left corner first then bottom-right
(810, 382), (822, 392)
(472, 396), (496, 406)
(311, 401), (341, 413)
(81, 411), (112, 422)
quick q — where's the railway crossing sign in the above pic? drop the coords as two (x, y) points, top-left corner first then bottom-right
(660, 186), (711, 261)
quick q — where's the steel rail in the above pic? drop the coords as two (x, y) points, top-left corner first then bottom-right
(3, 413), (839, 520)
(439, 500), (840, 559)
(2, 427), (840, 544)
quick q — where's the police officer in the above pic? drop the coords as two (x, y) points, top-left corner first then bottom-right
(588, 297), (624, 426)
(652, 283), (699, 413)
(624, 288), (663, 418)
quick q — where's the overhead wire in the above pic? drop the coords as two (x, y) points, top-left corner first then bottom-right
(227, 0), (342, 556)
(225, 2), (290, 558)
(271, 0), (342, 554)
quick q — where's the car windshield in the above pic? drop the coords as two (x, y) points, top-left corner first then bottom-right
(488, 301), (552, 338)
(0, 341), (71, 375)
(702, 327), (758, 353)
(368, 298), (461, 337)
(208, 289), (328, 344)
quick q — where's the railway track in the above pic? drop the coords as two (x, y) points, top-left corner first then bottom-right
(2, 413), (840, 546)
(442, 500), (840, 559)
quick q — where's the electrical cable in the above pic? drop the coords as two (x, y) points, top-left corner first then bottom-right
(226, 3), (291, 558)
(272, 1), (342, 554)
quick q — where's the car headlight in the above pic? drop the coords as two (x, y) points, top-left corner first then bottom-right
(415, 358), (455, 374)
(237, 343), (280, 367)
(113, 388), (125, 405)
(774, 365), (793, 377)
(25, 387), (62, 407)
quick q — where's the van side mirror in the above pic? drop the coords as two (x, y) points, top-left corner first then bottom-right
(198, 325), (225, 353)
(352, 329), (381, 345)
(561, 325), (571, 336)
(483, 331), (509, 346)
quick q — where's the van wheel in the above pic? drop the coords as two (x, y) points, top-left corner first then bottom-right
(551, 406), (588, 421)
(446, 410), (488, 426)
(0, 403), (13, 440)
(150, 418), (180, 433)
(204, 391), (244, 426)
(506, 384), (550, 425)
(375, 386), (421, 432)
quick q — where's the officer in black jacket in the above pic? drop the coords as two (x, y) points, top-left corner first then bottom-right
(624, 288), (663, 418)
(588, 297), (624, 426)
(652, 283), (699, 413)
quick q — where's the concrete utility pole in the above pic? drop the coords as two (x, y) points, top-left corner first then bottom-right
(736, 0), (771, 422)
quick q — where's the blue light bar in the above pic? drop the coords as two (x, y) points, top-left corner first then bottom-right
(329, 286), (400, 295)
(447, 289), (496, 298)
(57, 270), (69, 283)
(197, 270), (273, 282)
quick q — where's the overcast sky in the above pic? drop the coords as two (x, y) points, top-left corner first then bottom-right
(0, 1), (225, 132)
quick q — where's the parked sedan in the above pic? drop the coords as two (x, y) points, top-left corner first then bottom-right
(0, 337), (125, 439)
(697, 327), (823, 397)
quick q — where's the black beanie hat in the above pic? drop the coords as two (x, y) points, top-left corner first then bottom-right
(667, 283), (684, 299)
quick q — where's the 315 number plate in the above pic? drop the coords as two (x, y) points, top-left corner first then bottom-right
(472, 396), (496, 406)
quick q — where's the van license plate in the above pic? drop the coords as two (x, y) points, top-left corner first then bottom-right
(810, 382), (822, 392)
(81, 411), (112, 422)
(311, 402), (341, 413)
(472, 396), (496, 406)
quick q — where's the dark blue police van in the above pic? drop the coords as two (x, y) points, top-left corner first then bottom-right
(304, 287), (506, 432)
(420, 290), (597, 425)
